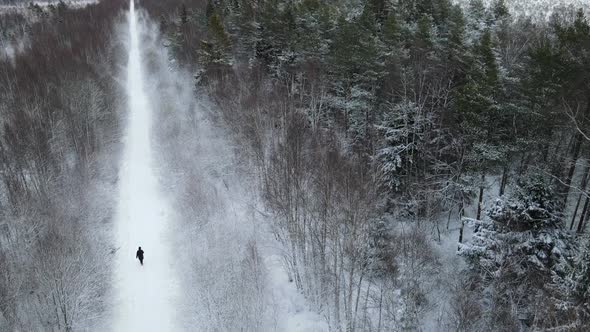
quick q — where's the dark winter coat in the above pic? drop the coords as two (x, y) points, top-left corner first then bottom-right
(136, 249), (144, 259)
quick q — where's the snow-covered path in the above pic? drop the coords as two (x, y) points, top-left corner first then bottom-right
(112, 1), (178, 331)
(106, 1), (327, 331)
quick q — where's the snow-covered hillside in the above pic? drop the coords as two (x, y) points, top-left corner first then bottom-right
(454, 0), (590, 19)
(2, 0), (590, 330)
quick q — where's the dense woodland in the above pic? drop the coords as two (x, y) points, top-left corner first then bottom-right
(1, 0), (590, 330)
(144, 0), (590, 330)
(0, 0), (125, 330)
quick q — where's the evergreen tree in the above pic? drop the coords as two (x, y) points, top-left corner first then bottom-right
(328, 4), (384, 151)
(415, 15), (434, 55)
(199, 12), (232, 79)
(460, 176), (575, 328)
(205, 0), (215, 21)
(466, 0), (487, 33)
(453, 27), (516, 220)
(227, 0), (258, 63)
(520, 38), (567, 165)
(457, 33), (504, 146)
(446, 4), (469, 79)
(570, 237), (590, 321)
(292, 0), (333, 64)
(376, 101), (434, 195)
(180, 3), (189, 25)
(369, 0), (387, 23)
(493, 0), (509, 21)
(476, 30), (499, 88)
(379, 12), (404, 97)
(255, 0), (297, 74)
(431, 0), (452, 28)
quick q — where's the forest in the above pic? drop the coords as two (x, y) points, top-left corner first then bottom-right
(1, 0), (590, 331)
(149, 0), (590, 330)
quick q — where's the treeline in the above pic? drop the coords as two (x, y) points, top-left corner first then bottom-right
(0, 0), (125, 330)
(0, 0), (72, 5)
(146, 0), (590, 330)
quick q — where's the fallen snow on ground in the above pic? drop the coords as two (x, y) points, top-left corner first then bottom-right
(265, 254), (330, 332)
(110, 1), (325, 331)
(111, 1), (179, 331)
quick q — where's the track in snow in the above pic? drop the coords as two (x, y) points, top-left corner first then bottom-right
(112, 1), (178, 331)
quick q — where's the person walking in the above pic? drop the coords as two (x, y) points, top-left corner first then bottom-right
(136, 246), (144, 265)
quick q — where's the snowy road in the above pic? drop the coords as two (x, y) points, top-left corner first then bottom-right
(107, 1), (327, 331)
(112, 1), (179, 331)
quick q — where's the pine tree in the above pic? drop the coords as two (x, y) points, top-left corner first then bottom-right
(431, 0), (452, 27)
(376, 101), (433, 195)
(292, 0), (333, 64)
(382, 12), (401, 49)
(205, 0), (215, 21)
(380, 12), (404, 93)
(520, 38), (566, 167)
(446, 4), (469, 79)
(369, 0), (387, 23)
(180, 3), (189, 25)
(415, 15), (434, 54)
(255, 0), (297, 74)
(493, 0), (509, 21)
(199, 12), (232, 80)
(570, 237), (590, 321)
(227, 0), (258, 63)
(454, 27), (509, 220)
(466, 0), (487, 33)
(476, 30), (499, 89)
(328, 4), (384, 151)
(460, 175), (575, 328)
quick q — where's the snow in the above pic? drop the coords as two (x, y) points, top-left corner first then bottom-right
(0, 42), (18, 63)
(111, 1), (179, 331)
(453, 0), (590, 20)
(0, 1), (98, 14)
(264, 254), (329, 331)
(107, 1), (324, 331)
(0, 1), (97, 8)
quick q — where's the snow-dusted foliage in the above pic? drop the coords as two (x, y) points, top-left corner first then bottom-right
(572, 237), (590, 299)
(561, 236), (590, 327)
(376, 100), (439, 195)
(0, 1), (124, 330)
(147, 0), (590, 329)
(460, 176), (577, 329)
(2, 0), (590, 330)
(453, 0), (590, 21)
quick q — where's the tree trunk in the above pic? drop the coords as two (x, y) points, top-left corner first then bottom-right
(570, 161), (590, 229)
(577, 197), (590, 233)
(550, 132), (574, 188)
(476, 173), (485, 220)
(377, 288), (383, 331)
(577, 197), (589, 233)
(458, 202), (465, 250)
(518, 152), (529, 176)
(561, 134), (582, 206)
(571, 194), (584, 230)
(334, 239), (341, 331)
(541, 143), (550, 163)
(562, 98), (590, 207)
(446, 207), (453, 230)
(499, 165), (509, 196)
(352, 272), (365, 331)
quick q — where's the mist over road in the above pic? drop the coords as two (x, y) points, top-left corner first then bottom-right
(112, 1), (179, 330)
